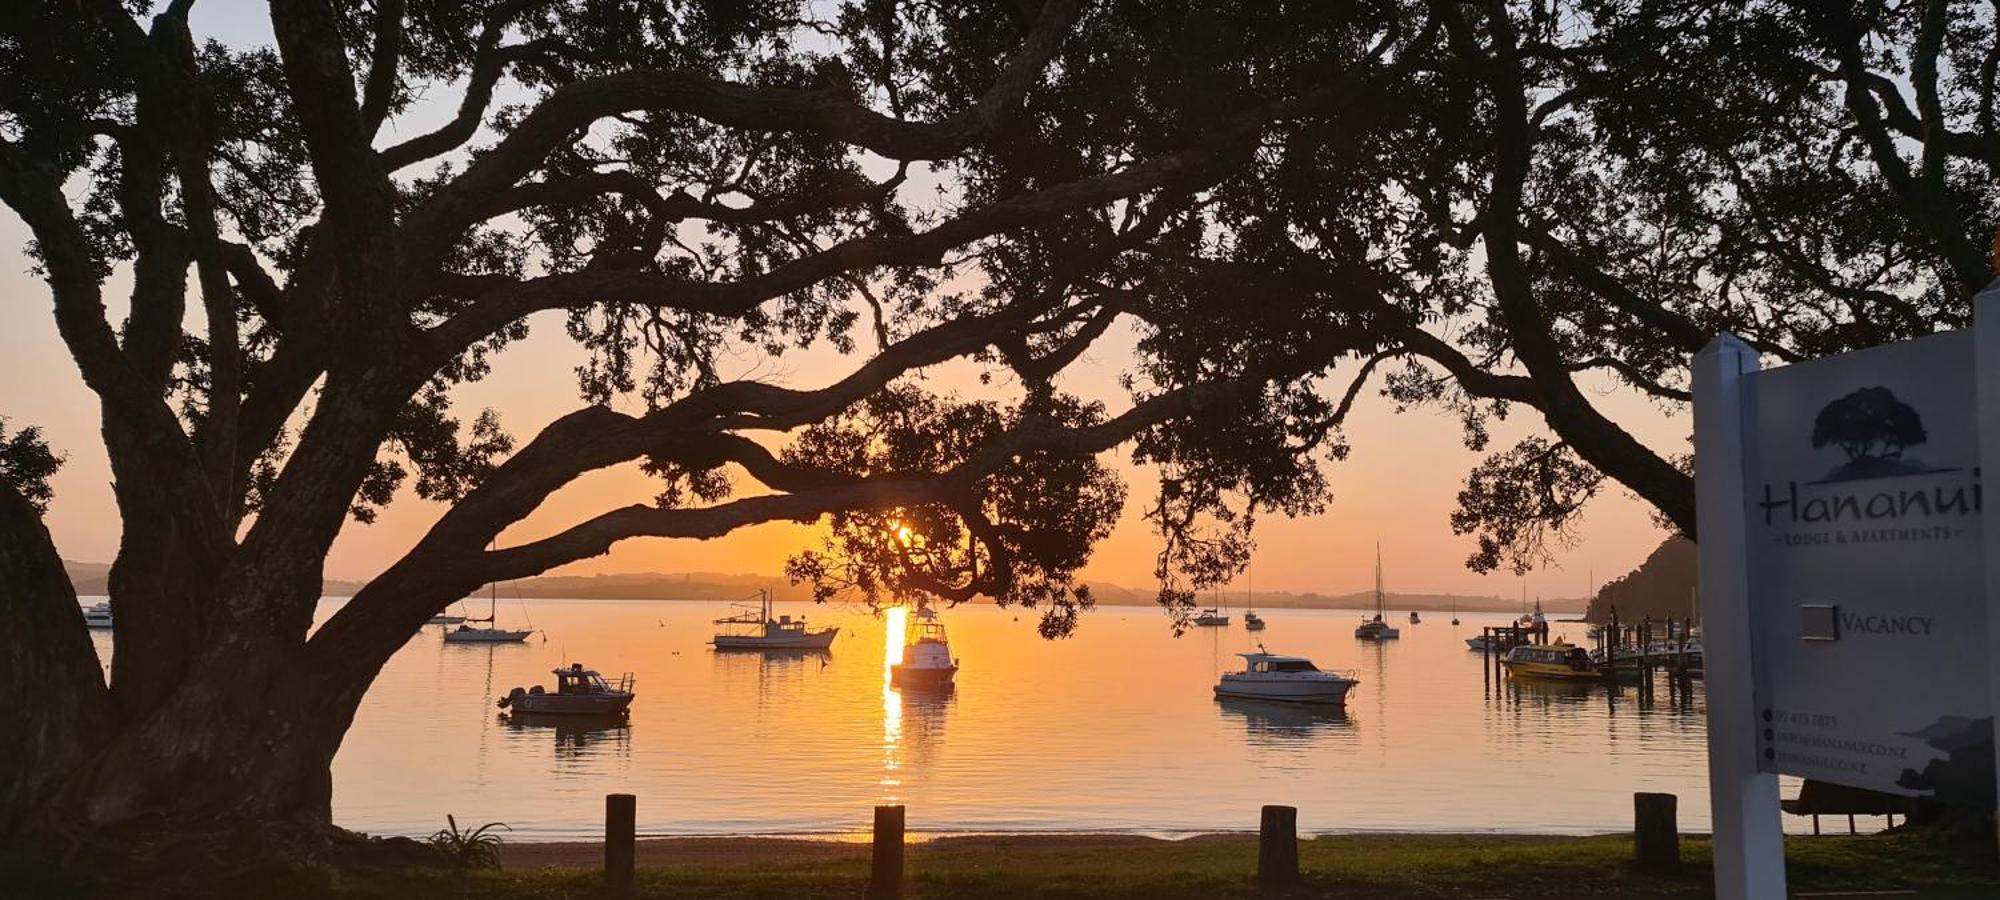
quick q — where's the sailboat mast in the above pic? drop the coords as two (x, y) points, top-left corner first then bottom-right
(1374, 543), (1384, 617)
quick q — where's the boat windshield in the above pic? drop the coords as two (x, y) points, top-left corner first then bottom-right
(1257, 659), (1319, 673)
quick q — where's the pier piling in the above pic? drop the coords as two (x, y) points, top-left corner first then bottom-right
(1634, 792), (1680, 870)
(605, 793), (636, 897)
(868, 804), (906, 900)
(1258, 804), (1299, 885)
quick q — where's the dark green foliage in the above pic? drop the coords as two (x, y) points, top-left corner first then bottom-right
(0, 420), (61, 514)
(427, 815), (509, 870)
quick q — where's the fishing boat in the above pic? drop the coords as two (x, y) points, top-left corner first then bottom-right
(83, 601), (113, 629)
(1500, 641), (1598, 681)
(1215, 649), (1359, 705)
(890, 607), (957, 690)
(711, 589), (838, 650)
(499, 663), (635, 716)
(1354, 544), (1400, 640)
(443, 578), (534, 643)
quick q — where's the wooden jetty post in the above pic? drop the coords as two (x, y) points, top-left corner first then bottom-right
(1634, 792), (1681, 870)
(1605, 607), (1620, 682)
(868, 804), (906, 900)
(1258, 804), (1299, 885)
(605, 793), (636, 897)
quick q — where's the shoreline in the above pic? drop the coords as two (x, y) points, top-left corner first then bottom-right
(497, 831), (1618, 870)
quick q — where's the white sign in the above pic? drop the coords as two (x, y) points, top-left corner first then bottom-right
(1747, 330), (1994, 804)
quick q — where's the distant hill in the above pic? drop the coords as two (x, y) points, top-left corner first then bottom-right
(1584, 538), (1698, 624)
(60, 560), (1587, 613)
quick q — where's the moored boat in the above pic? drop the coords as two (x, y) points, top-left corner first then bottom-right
(1193, 607), (1230, 627)
(890, 607), (957, 690)
(1215, 649), (1359, 705)
(1243, 610), (1266, 631)
(1354, 545), (1400, 640)
(1408, 610), (1421, 624)
(499, 663), (635, 716)
(711, 590), (838, 650)
(443, 578), (534, 643)
(1500, 642), (1597, 681)
(83, 601), (113, 629)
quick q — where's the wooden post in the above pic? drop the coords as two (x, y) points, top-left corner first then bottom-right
(1634, 792), (1681, 870)
(605, 793), (635, 898)
(1258, 805), (1299, 885)
(868, 805), (905, 900)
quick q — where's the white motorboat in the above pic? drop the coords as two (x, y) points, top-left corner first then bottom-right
(890, 607), (957, 690)
(499, 663), (635, 716)
(83, 601), (113, 629)
(443, 579), (533, 643)
(1192, 607), (1230, 627)
(1354, 545), (1400, 640)
(1215, 649), (1359, 705)
(711, 590), (838, 650)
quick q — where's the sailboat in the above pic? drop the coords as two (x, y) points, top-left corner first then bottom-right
(1193, 591), (1230, 627)
(443, 578), (534, 643)
(1450, 597), (1459, 626)
(1354, 544), (1400, 640)
(1243, 588), (1265, 631)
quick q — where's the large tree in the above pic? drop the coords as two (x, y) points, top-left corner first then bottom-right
(0, 0), (1401, 866)
(1160, 0), (2000, 574)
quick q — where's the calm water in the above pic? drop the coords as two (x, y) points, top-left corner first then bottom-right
(86, 598), (1802, 839)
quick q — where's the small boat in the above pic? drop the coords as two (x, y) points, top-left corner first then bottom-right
(890, 607), (958, 690)
(499, 663), (635, 716)
(83, 601), (113, 629)
(1408, 610), (1421, 624)
(1500, 641), (1598, 681)
(1354, 545), (1400, 640)
(711, 590), (838, 650)
(427, 613), (467, 625)
(1243, 610), (1266, 631)
(1215, 649), (1359, 705)
(1193, 607), (1230, 627)
(443, 578), (534, 643)
(1451, 598), (1459, 626)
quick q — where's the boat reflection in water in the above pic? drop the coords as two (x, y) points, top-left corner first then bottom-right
(1215, 696), (1355, 748)
(501, 711), (632, 759)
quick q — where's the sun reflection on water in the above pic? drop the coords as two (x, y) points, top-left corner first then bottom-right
(880, 606), (909, 798)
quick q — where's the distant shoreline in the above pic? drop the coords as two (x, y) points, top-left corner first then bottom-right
(61, 559), (1588, 614)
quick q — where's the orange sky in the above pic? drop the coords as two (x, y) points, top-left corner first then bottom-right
(0, 4), (1680, 599)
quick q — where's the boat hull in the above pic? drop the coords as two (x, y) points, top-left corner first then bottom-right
(890, 663), (957, 689)
(1501, 661), (1599, 681)
(1214, 678), (1357, 705)
(444, 628), (534, 643)
(507, 693), (634, 716)
(712, 628), (838, 650)
(1355, 625), (1400, 640)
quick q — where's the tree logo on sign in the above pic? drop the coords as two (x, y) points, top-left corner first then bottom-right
(1810, 386), (1935, 482)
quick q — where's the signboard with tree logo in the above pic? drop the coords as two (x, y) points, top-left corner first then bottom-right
(1745, 330), (1993, 805)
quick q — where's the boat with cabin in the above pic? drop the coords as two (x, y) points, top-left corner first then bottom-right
(1193, 607), (1230, 627)
(890, 607), (958, 689)
(1215, 649), (1359, 705)
(1243, 610), (1265, 631)
(711, 589), (838, 650)
(499, 663), (635, 716)
(1500, 641), (1598, 681)
(83, 601), (113, 629)
(1355, 545), (1400, 640)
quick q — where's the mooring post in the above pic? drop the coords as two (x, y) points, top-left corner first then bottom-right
(1258, 804), (1299, 885)
(605, 793), (636, 897)
(1634, 792), (1680, 870)
(868, 804), (906, 900)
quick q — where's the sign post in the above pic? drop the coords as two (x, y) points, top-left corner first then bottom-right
(1693, 334), (1787, 900)
(1975, 283), (2000, 858)
(1697, 291), (2000, 895)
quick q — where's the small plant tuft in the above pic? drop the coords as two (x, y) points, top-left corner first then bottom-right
(427, 814), (510, 870)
